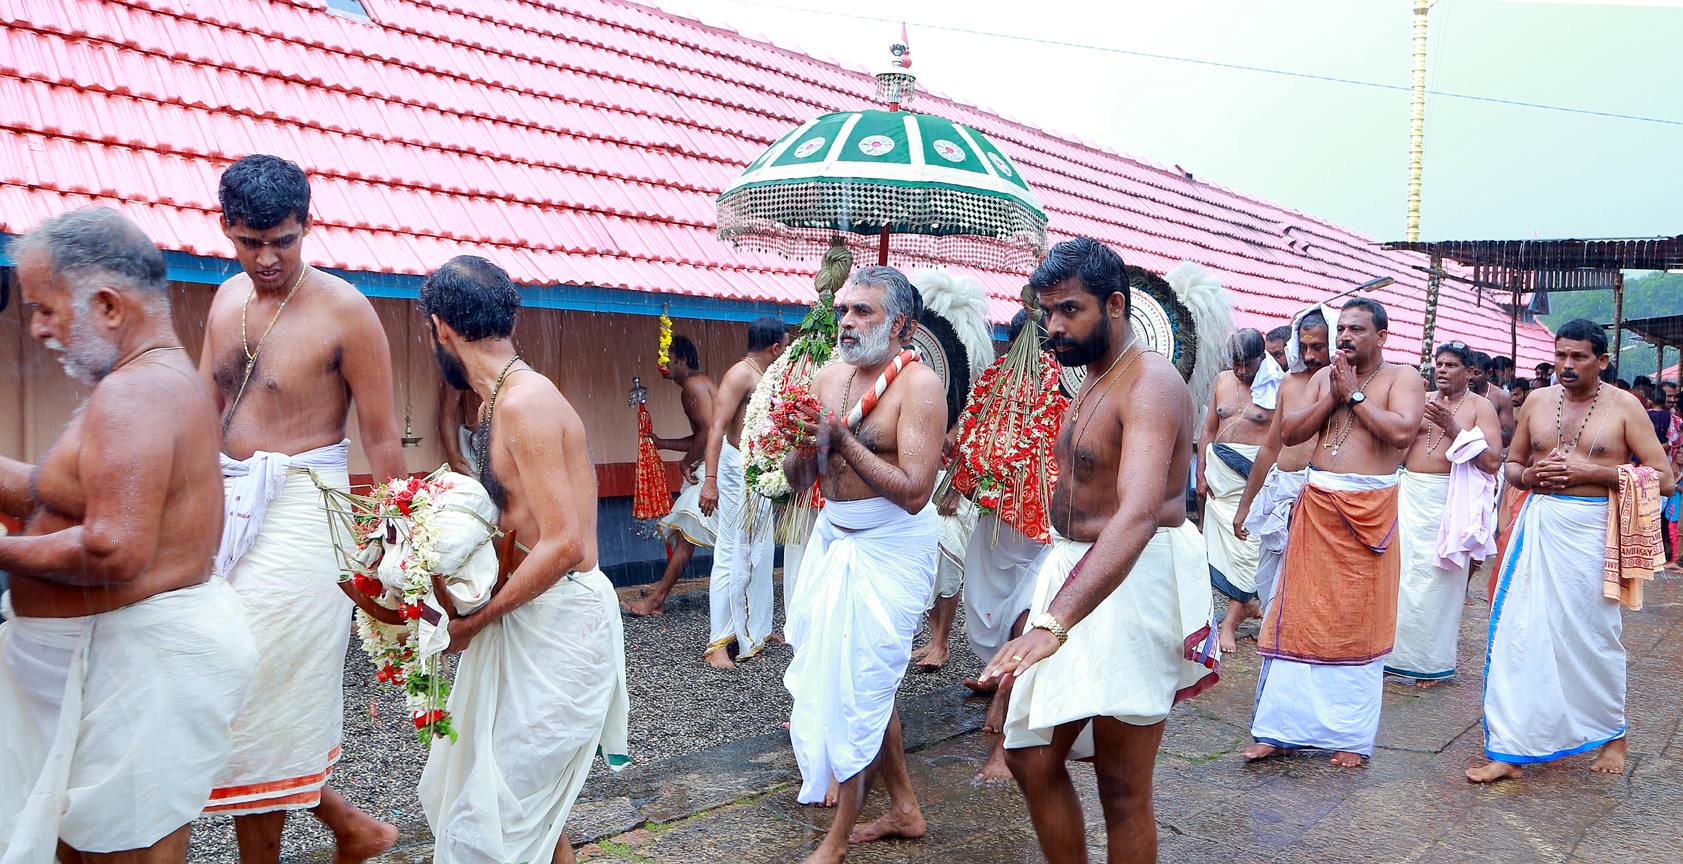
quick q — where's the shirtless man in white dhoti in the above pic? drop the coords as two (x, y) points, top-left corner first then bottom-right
(1468, 319), (1673, 783)
(982, 238), (1219, 864)
(198, 155), (401, 862)
(1199, 327), (1275, 653)
(1387, 342), (1500, 687)
(625, 335), (718, 616)
(414, 255), (629, 863)
(698, 317), (787, 668)
(0, 209), (257, 863)
(959, 312), (1051, 785)
(1234, 308), (1331, 613)
(781, 266), (946, 864)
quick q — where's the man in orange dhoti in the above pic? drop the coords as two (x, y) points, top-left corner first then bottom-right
(1245, 298), (1424, 768)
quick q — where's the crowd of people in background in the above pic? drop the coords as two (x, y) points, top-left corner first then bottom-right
(0, 152), (1677, 864)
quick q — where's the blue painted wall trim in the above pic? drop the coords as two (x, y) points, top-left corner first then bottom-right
(2, 234), (1010, 337)
(0, 236), (817, 325)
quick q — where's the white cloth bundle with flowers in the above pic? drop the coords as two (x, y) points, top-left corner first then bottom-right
(329, 466), (501, 744)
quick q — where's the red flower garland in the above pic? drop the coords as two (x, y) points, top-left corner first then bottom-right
(951, 352), (1068, 543)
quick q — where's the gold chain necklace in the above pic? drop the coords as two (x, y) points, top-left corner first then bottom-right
(1070, 339), (1135, 420)
(1556, 380), (1603, 456)
(476, 356), (524, 477)
(1423, 387), (1470, 455)
(241, 265), (309, 370)
(1323, 363), (1386, 456)
(842, 367), (859, 418)
(1062, 342), (1142, 530)
(114, 344), (186, 373)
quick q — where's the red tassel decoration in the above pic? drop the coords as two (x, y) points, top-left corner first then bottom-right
(633, 402), (672, 521)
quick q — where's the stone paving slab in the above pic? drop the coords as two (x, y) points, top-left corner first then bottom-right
(569, 570), (1683, 864)
(330, 569), (1683, 863)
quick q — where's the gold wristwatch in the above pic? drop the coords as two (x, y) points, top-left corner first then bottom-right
(1031, 613), (1069, 646)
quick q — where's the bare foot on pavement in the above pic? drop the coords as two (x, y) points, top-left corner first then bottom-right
(331, 814), (398, 864)
(1590, 738), (1628, 775)
(848, 806), (926, 844)
(1465, 760), (1523, 783)
(909, 643), (948, 671)
(974, 739), (1014, 784)
(622, 593), (667, 617)
(1329, 751), (1364, 768)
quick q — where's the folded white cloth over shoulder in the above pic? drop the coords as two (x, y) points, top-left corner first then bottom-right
(1436, 429), (1497, 571)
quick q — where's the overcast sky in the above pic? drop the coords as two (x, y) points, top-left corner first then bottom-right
(653, 0), (1682, 244)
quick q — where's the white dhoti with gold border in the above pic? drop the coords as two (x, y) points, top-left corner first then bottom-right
(658, 470), (716, 549)
(707, 441), (775, 658)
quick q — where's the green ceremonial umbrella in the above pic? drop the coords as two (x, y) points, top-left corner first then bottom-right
(716, 39), (1048, 270)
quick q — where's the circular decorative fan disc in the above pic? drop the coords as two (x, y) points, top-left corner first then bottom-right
(1059, 361), (1084, 396)
(908, 322), (952, 391)
(1129, 287), (1178, 364)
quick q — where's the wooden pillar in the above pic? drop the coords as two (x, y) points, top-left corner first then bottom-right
(1611, 272), (1625, 378)
(1418, 254), (1443, 377)
(1510, 290), (1518, 376)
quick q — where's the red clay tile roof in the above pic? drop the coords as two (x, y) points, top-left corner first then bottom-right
(0, 0), (1556, 365)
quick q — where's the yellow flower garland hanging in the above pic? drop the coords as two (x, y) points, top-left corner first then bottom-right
(656, 305), (673, 375)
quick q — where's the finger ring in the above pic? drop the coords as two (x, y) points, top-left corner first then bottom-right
(1011, 655), (1023, 662)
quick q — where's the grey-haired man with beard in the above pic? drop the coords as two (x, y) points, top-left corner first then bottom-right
(781, 265), (947, 864)
(0, 209), (256, 863)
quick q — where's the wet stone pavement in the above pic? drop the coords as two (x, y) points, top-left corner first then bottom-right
(323, 567), (1683, 864)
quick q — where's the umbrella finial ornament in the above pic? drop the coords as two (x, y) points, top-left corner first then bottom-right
(817, 235), (855, 304)
(877, 25), (917, 109)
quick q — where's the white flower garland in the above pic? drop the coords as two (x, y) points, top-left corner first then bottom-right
(742, 348), (797, 499)
(338, 472), (482, 745)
